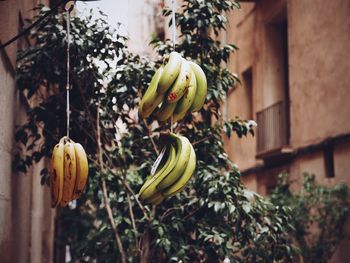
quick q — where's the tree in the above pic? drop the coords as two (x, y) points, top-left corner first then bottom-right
(15, 2), (297, 262)
(269, 173), (350, 263)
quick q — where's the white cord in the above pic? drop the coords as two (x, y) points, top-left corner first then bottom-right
(171, 0), (176, 50)
(170, 0), (176, 132)
(66, 8), (71, 138)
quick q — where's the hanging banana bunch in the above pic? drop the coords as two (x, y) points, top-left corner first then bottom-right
(138, 133), (196, 205)
(138, 51), (208, 122)
(137, 51), (208, 204)
(50, 136), (89, 208)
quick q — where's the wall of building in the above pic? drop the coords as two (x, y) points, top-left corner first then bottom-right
(0, 0), (55, 262)
(288, 0), (350, 148)
(225, 0), (350, 262)
(226, 0), (350, 185)
(127, 0), (162, 56)
(224, 2), (257, 172)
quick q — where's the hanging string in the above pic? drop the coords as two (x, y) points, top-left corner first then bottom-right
(171, 0), (176, 50)
(65, 6), (71, 138)
(170, 0), (176, 133)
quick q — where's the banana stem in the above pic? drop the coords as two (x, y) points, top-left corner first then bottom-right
(97, 106), (127, 263)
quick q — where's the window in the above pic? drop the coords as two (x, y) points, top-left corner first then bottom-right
(257, 7), (290, 155)
(242, 68), (253, 120)
(324, 145), (335, 178)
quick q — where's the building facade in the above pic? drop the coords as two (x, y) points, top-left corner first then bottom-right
(0, 1), (58, 262)
(224, 0), (350, 262)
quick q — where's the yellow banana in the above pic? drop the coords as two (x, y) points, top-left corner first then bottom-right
(72, 143), (89, 200)
(157, 51), (182, 93)
(60, 139), (77, 207)
(139, 144), (177, 201)
(189, 61), (207, 112)
(50, 141), (64, 207)
(162, 143), (196, 198)
(139, 67), (164, 118)
(157, 134), (191, 190)
(155, 101), (178, 122)
(172, 70), (197, 122)
(166, 58), (192, 104)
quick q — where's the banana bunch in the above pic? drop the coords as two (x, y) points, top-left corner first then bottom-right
(138, 133), (196, 205)
(50, 136), (89, 208)
(139, 51), (207, 122)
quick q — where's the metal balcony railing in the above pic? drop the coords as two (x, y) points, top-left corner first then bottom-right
(256, 100), (288, 154)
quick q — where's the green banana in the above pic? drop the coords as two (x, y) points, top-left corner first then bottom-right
(145, 192), (164, 205)
(189, 61), (207, 112)
(157, 51), (182, 93)
(139, 67), (164, 118)
(157, 134), (191, 190)
(155, 101), (177, 122)
(166, 58), (192, 104)
(138, 147), (170, 198)
(162, 143), (196, 198)
(172, 70), (197, 122)
(138, 144), (177, 201)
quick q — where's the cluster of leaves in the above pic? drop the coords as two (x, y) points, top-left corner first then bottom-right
(15, 1), (297, 262)
(269, 173), (350, 263)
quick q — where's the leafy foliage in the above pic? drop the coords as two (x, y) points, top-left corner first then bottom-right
(269, 173), (350, 263)
(15, 2), (297, 262)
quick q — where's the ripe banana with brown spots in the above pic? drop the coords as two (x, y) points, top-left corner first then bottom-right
(50, 136), (89, 207)
(50, 140), (65, 208)
(173, 69), (197, 122)
(72, 143), (89, 200)
(166, 58), (192, 104)
(60, 138), (77, 207)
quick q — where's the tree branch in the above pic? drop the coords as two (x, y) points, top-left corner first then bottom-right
(183, 207), (202, 220)
(159, 205), (185, 221)
(122, 179), (151, 221)
(97, 106), (127, 263)
(192, 135), (213, 146)
(127, 192), (139, 251)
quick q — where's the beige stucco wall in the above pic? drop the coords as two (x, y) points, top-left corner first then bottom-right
(127, 0), (161, 56)
(225, 0), (350, 181)
(0, 0), (55, 262)
(288, 0), (350, 148)
(225, 0), (350, 261)
(224, 3), (257, 172)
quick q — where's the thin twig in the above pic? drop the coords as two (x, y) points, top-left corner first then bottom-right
(122, 179), (151, 221)
(88, 152), (151, 221)
(143, 119), (159, 155)
(160, 205), (186, 221)
(97, 106), (127, 263)
(183, 207), (202, 220)
(174, 117), (186, 133)
(192, 135), (213, 146)
(127, 192), (140, 250)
